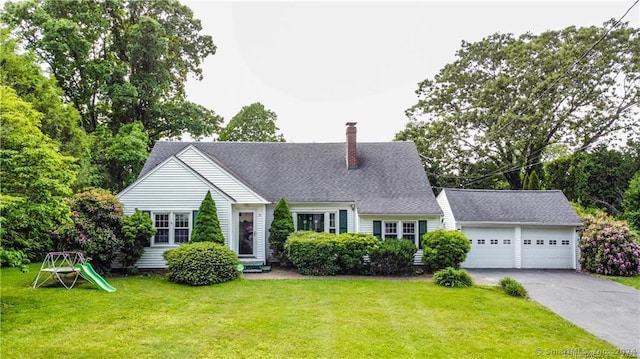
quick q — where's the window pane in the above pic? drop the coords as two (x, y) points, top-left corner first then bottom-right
(155, 229), (169, 244)
(384, 222), (397, 239)
(297, 213), (324, 232)
(175, 213), (189, 228)
(174, 229), (189, 243)
(402, 222), (415, 240)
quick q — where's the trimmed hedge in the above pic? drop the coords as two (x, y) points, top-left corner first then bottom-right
(285, 232), (378, 275)
(163, 242), (240, 286)
(422, 229), (471, 271)
(369, 239), (417, 276)
(498, 277), (528, 297)
(433, 267), (473, 288)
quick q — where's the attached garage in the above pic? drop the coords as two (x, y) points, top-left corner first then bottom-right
(437, 189), (582, 269)
(461, 226), (516, 268)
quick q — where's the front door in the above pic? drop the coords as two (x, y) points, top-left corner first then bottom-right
(238, 212), (254, 256)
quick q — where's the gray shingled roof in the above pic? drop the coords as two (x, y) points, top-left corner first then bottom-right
(442, 188), (582, 225)
(139, 141), (443, 215)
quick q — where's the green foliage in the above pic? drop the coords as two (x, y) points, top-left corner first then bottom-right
(368, 239), (417, 276)
(87, 123), (149, 192)
(2, 0), (222, 145)
(0, 247), (30, 272)
(120, 209), (157, 271)
(422, 229), (471, 271)
(433, 267), (473, 288)
(0, 29), (88, 162)
(218, 102), (285, 142)
(163, 242), (240, 286)
(0, 86), (75, 260)
(191, 191), (224, 244)
(498, 277), (528, 297)
(269, 198), (295, 263)
(623, 172), (640, 232)
(285, 232), (378, 276)
(54, 188), (124, 275)
(579, 214), (640, 276)
(523, 170), (541, 190)
(398, 21), (640, 190)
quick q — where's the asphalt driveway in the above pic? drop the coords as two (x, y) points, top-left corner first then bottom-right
(468, 269), (640, 355)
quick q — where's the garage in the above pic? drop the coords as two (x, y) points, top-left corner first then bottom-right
(521, 227), (575, 269)
(461, 226), (515, 268)
(436, 188), (582, 269)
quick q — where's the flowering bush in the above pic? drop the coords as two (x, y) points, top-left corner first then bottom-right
(580, 214), (640, 276)
(54, 188), (124, 275)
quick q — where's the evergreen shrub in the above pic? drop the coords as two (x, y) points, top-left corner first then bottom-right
(369, 239), (417, 275)
(164, 242), (240, 286)
(422, 229), (471, 271)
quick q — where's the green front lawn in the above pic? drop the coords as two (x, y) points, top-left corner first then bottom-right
(1, 265), (621, 358)
(602, 274), (640, 290)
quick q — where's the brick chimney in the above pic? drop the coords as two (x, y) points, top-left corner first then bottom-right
(345, 122), (358, 169)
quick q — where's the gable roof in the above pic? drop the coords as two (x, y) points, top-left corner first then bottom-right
(441, 188), (582, 225)
(139, 141), (443, 215)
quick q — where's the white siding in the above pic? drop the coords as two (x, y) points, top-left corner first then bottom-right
(436, 190), (457, 230)
(177, 147), (267, 203)
(118, 157), (233, 268)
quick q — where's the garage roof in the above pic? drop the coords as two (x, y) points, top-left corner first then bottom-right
(442, 189), (582, 225)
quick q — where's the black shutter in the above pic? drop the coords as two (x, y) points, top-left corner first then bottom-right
(339, 210), (348, 233)
(373, 220), (382, 239)
(418, 220), (427, 249)
(142, 211), (152, 247)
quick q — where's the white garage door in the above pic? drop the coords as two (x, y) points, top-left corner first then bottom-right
(521, 227), (574, 269)
(461, 227), (515, 268)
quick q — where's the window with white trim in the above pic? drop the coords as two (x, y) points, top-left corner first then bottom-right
(329, 213), (336, 234)
(503, 239), (511, 245)
(561, 240), (570, 245)
(477, 239), (485, 244)
(536, 239), (544, 245)
(152, 212), (191, 245)
(402, 222), (416, 241)
(490, 239), (498, 245)
(524, 239), (532, 245)
(549, 240), (557, 245)
(384, 222), (398, 239)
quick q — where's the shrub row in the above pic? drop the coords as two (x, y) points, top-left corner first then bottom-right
(285, 232), (378, 275)
(285, 232), (418, 276)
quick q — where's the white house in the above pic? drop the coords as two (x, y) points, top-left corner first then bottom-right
(437, 188), (582, 269)
(117, 123), (444, 268)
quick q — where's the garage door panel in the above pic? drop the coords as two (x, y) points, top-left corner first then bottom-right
(461, 227), (515, 268)
(521, 227), (573, 269)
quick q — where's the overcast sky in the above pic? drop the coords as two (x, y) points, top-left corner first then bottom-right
(183, 1), (639, 143)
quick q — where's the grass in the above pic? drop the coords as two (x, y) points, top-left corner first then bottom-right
(1, 264), (623, 358)
(601, 274), (640, 290)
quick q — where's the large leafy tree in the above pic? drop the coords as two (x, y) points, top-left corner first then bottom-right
(0, 28), (90, 188)
(1, 0), (222, 145)
(397, 21), (640, 190)
(0, 86), (76, 260)
(218, 102), (286, 142)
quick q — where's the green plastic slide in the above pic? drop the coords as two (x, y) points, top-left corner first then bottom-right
(76, 263), (116, 292)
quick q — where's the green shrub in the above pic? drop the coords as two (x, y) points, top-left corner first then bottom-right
(268, 198), (294, 264)
(334, 233), (379, 274)
(579, 214), (640, 276)
(120, 209), (157, 272)
(163, 242), (240, 286)
(285, 232), (378, 275)
(369, 240), (416, 275)
(422, 229), (471, 271)
(191, 191), (224, 244)
(498, 277), (528, 297)
(54, 188), (124, 275)
(433, 267), (473, 288)
(0, 247), (30, 272)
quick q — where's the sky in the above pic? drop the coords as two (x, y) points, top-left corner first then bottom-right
(183, 1), (639, 143)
